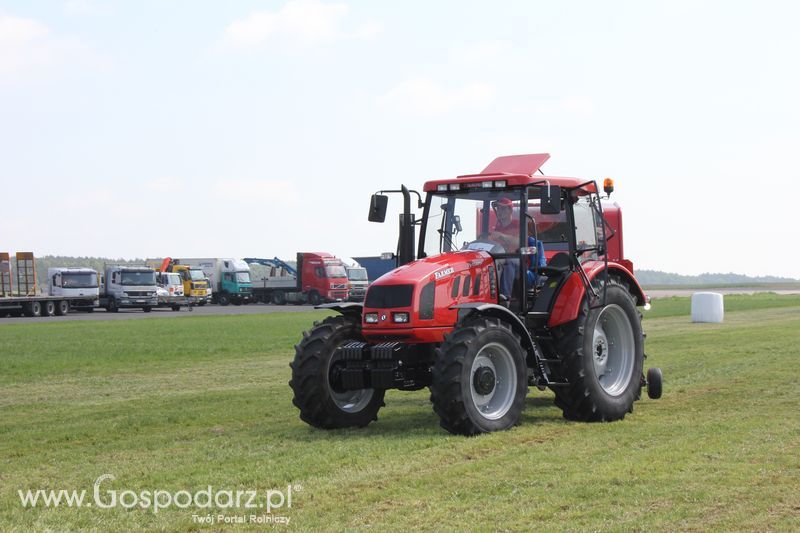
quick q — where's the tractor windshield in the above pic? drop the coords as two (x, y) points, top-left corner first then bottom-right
(421, 189), (528, 258)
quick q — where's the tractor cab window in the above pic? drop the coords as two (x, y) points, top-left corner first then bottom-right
(420, 189), (525, 259)
(525, 186), (570, 254)
(573, 194), (605, 262)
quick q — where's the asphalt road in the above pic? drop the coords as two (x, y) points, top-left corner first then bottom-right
(3, 288), (798, 325)
(0, 303), (318, 324)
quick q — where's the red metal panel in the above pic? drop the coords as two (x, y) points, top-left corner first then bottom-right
(547, 261), (647, 328)
(481, 154), (550, 175)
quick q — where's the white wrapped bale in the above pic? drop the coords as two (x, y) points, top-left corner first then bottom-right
(691, 292), (724, 323)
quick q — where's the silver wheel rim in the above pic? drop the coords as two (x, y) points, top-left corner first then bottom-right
(469, 342), (517, 420)
(327, 345), (374, 413)
(592, 304), (635, 396)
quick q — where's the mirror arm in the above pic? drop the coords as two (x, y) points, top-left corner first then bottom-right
(378, 188), (424, 209)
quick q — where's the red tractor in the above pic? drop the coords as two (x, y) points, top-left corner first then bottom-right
(290, 153), (662, 435)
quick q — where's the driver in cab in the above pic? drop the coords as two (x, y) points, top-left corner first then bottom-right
(489, 198), (519, 251)
(489, 197), (520, 299)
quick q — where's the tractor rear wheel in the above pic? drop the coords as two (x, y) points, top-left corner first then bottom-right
(289, 315), (385, 429)
(552, 279), (644, 422)
(431, 317), (527, 435)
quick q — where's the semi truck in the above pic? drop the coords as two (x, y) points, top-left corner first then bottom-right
(0, 252), (99, 317)
(175, 258), (253, 305)
(341, 257), (369, 302)
(99, 265), (158, 312)
(244, 253), (349, 305)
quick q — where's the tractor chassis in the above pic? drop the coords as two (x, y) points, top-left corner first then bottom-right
(332, 341), (434, 391)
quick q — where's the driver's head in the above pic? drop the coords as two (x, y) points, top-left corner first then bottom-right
(492, 197), (513, 224)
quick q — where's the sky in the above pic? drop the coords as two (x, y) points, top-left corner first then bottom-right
(1, 1), (798, 278)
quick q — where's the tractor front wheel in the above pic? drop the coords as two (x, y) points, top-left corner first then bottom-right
(431, 317), (527, 435)
(552, 280), (644, 422)
(289, 315), (385, 429)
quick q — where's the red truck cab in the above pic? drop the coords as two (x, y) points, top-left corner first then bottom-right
(298, 252), (350, 303)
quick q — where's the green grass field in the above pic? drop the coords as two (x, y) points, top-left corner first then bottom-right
(1, 294), (799, 531)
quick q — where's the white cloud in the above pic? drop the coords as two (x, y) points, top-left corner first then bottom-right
(450, 40), (513, 65)
(220, 0), (379, 49)
(64, 0), (113, 16)
(212, 179), (299, 205)
(377, 78), (496, 115)
(0, 12), (105, 82)
(533, 97), (594, 116)
(144, 177), (184, 194)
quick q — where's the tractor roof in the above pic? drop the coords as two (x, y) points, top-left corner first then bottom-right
(422, 153), (598, 194)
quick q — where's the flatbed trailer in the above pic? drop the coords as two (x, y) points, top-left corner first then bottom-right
(0, 294), (98, 317)
(1, 252), (99, 317)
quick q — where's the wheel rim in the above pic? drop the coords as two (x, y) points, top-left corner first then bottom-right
(327, 345), (374, 413)
(469, 342), (517, 420)
(592, 304), (635, 396)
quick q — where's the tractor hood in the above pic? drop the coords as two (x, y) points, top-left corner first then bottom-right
(371, 250), (492, 288)
(362, 250), (496, 343)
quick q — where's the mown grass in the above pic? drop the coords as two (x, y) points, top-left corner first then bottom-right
(1, 295), (799, 531)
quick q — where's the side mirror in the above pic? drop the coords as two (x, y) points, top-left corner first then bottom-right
(540, 185), (562, 214)
(368, 194), (389, 222)
(452, 215), (462, 233)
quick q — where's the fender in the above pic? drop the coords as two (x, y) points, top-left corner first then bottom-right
(451, 302), (546, 379)
(548, 261), (647, 328)
(315, 302), (363, 321)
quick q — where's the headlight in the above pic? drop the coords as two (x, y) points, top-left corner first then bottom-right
(392, 312), (409, 323)
(364, 313), (379, 324)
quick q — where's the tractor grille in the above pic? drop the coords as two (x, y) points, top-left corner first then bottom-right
(365, 284), (413, 309)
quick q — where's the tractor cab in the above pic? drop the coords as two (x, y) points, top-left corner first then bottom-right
(417, 179), (607, 320)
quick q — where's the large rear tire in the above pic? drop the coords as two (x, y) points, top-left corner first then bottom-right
(430, 317), (528, 435)
(289, 315), (385, 429)
(552, 279), (644, 421)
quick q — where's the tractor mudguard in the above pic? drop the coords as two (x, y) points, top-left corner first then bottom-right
(315, 302), (363, 321)
(451, 302), (542, 369)
(548, 262), (646, 328)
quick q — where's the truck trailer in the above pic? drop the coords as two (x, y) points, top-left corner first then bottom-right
(0, 252), (99, 317)
(175, 258), (253, 305)
(244, 253), (349, 305)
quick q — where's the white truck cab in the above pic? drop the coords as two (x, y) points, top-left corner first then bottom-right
(100, 266), (158, 312)
(46, 267), (99, 311)
(341, 257), (369, 302)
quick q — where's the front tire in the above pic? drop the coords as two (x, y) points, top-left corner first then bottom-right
(430, 317), (528, 435)
(218, 293), (231, 306)
(307, 290), (322, 306)
(289, 315), (385, 429)
(552, 280), (645, 421)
